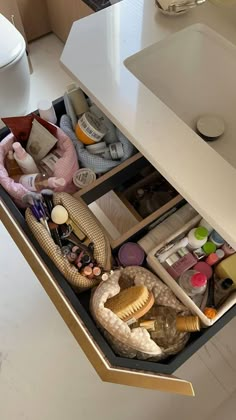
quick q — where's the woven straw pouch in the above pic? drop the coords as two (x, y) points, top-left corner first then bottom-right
(91, 267), (190, 360)
(25, 192), (112, 291)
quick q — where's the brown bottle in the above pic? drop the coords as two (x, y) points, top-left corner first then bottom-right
(5, 151), (23, 176)
(13, 173), (66, 192)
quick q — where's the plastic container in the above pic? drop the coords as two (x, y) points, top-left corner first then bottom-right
(118, 242), (145, 267)
(75, 112), (107, 145)
(209, 230), (225, 248)
(202, 241), (216, 255)
(72, 168), (96, 189)
(179, 270), (207, 297)
(187, 227), (208, 250)
(12, 142), (38, 174)
(193, 261), (213, 280)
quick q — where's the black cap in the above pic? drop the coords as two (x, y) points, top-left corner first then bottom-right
(221, 278), (233, 290)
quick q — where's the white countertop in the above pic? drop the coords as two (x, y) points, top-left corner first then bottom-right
(61, 0), (236, 249)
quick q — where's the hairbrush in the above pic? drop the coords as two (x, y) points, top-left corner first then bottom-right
(105, 285), (155, 322)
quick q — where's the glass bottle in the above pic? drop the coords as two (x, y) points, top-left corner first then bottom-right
(179, 270), (207, 297)
(13, 173), (65, 192)
(133, 306), (200, 347)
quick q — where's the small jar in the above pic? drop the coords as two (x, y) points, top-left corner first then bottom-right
(187, 227), (208, 250)
(75, 112), (107, 145)
(221, 243), (235, 257)
(209, 230), (225, 248)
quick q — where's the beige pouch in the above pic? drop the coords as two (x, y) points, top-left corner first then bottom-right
(91, 266), (190, 360)
(26, 192), (112, 291)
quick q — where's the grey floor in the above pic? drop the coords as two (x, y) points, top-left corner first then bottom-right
(0, 34), (235, 420)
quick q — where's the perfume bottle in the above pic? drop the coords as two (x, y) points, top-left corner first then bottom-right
(133, 306), (200, 347)
(14, 173), (65, 192)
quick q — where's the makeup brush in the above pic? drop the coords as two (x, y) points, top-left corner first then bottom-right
(41, 189), (55, 214)
(22, 193), (50, 235)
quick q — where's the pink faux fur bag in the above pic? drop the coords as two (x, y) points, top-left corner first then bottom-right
(0, 125), (78, 207)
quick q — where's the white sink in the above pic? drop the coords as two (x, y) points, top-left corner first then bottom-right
(125, 24), (236, 169)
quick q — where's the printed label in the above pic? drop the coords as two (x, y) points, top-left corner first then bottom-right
(41, 153), (60, 171)
(78, 113), (106, 142)
(19, 174), (38, 191)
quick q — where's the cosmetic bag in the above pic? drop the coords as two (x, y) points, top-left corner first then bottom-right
(60, 114), (135, 174)
(25, 192), (112, 291)
(0, 120), (79, 207)
(90, 266), (190, 360)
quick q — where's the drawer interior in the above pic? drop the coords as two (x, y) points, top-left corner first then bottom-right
(77, 159), (182, 249)
(1, 98), (235, 377)
(1, 185), (236, 376)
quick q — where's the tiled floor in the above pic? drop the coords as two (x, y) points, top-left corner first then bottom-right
(0, 34), (236, 420)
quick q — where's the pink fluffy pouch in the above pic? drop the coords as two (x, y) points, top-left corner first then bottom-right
(0, 122), (79, 207)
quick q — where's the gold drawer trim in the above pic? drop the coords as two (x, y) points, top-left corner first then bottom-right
(0, 199), (194, 396)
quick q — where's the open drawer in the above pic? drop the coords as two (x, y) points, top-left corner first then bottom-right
(1, 98), (236, 396)
(74, 153), (183, 249)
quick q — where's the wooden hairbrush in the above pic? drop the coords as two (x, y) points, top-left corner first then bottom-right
(105, 285), (154, 322)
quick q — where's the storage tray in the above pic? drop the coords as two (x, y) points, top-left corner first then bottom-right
(147, 217), (236, 326)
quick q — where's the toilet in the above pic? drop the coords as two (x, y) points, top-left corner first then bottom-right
(0, 14), (30, 117)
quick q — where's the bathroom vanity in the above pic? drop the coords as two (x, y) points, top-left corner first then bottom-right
(1, 0), (236, 396)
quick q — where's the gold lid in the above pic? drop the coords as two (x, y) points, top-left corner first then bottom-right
(176, 316), (200, 332)
(139, 320), (156, 332)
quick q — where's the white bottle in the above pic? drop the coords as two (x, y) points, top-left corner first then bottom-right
(12, 142), (38, 174)
(187, 227), (208, 250)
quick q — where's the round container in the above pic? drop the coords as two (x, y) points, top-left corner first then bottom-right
(221, 243), (235, 257)
(118, 242), (145, 267)
(109, 142), (124, 160)
(209, 230), (225, 247)
(193, 261), (213, 280)
(75, 112), (107, 145)
(205, 253), (219, 266)
(73, 168), (96, 189)
(187, 227), (208, 250)
(86, 142), (107, 155)
(215, 249), (225, 260)
(202, 241), (217, 255)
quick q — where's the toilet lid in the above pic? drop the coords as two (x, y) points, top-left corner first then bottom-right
(0, 14), (25, 68)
